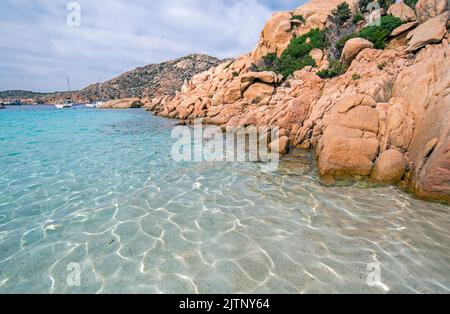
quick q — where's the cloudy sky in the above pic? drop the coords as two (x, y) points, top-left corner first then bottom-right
(0, 0), (306, 92)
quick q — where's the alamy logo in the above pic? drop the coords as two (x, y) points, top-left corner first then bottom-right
(66, 262), (81, 287)
(366, 262), (389, 292)
(171, 122), (281, 172)
(367, 1), (382, 26)
(66, 2), (81, 27)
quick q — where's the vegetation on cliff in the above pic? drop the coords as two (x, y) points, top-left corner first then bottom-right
(256, 29), (327, 78)
(255, 2), (404, 80)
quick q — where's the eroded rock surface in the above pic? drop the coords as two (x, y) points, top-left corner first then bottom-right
(407, 12), (449, 51)
(416, 0), (449, 23)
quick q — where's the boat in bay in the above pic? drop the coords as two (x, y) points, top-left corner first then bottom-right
(55, 100), (73, 109)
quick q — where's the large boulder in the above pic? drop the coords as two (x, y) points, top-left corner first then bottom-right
(240, 71), (282, 86)
(371, 149), (408, 182)
(388, 2), (417, 22)
(415, 0), (449, 24)
(251, 12), (294, 61)
(407, 12), (449, 51)
(385, 97), (415, 151)
(243, 83), (274, 105)
(98, 98), (142, 109)
(318, 95), (380, 178)
(340, 38), (374, 66)
(293, 0), (358, 23)
(393, 40), (450, 202)
(251, 0), (358, 61)
(223, 84), (242, 104)
(269, 136), (290, 154)
(318, 125), (380, 178)
(390, 21), (419, 37)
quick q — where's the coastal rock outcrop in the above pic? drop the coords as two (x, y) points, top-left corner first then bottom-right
(393, 39), (450, 202)
(340, 38), (374, 66)
(390, 21), (419, 37)
(146, 0), (450, 203)
(251, 12), (294, 61)
(270, 136), (290, 154)
(251, 0), (358, 61)
(98, 98), (142, 109)
(388, 2), (417, 22)
(406, 12), (449, 51)
(318, 95), (380, 178)
(371, 149), (408, 182)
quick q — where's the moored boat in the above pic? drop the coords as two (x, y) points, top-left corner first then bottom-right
(55, 100), (73, 109)
(85, 101), (104, 108)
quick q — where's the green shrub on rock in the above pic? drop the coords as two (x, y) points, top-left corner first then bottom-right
(278, 55), (317, 78)
(352, 13), (365, 25)
(404, 0), (419, 10)
(281, 29), (327, 60)
(336, 15), (403, 51)
(336, 33), (358, 52)
(358, 0), (372, 13)
(317, 60), (348, 79)
(291, 15), (306, 23)
(330, 2), (352, 26)
(259, 29), (327, 78)
(262, 53), (278, 67)
(358, 15), (403, 49)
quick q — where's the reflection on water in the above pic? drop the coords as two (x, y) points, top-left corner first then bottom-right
(0, 106), (449, 293)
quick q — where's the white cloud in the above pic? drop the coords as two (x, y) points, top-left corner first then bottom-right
(0, 0), (305, 92)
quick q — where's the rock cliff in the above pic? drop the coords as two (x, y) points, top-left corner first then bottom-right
(146, 0), (450, 203)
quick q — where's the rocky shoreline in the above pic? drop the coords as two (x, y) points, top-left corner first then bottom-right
(143, 0), (450, 204)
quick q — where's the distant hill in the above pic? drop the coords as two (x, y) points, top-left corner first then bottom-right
(77, 54), (223, 101)
(0, 54), (223, 104)
(0, 90), (52, 99)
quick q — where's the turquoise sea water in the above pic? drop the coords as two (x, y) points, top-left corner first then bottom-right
(0, 105), (448, 294)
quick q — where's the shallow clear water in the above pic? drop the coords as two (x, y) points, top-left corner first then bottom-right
(0, 105), (448, 294)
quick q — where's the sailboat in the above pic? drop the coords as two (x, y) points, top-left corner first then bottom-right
(85, 77), (103, 108)
(55, 100), (74, 109)
(55, 76), (74, 109)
